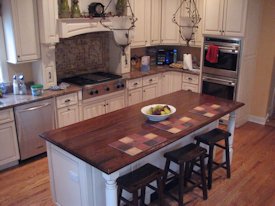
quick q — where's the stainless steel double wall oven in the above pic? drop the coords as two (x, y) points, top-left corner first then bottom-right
(202, 36), (241, 100)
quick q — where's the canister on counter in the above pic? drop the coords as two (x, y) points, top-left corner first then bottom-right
(31, 84), (43, 96)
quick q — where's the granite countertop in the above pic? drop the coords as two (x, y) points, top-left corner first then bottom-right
(122, 65), (200, 80)
(0, 66), (200, 110)
(0, 84), (82, 110)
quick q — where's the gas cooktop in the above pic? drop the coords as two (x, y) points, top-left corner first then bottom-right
(62, 72), (122, 86)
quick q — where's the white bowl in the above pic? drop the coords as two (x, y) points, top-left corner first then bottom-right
(141, 104), (176, 122)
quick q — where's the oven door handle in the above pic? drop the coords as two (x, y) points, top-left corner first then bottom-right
(203, 76), (236, 86)
(204, 46), (239, 54)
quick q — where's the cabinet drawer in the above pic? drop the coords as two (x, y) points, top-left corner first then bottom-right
(56, 93), (78, 109)
(182, 83), (199, 93)
(182, 73), (199, 84)
(0, 109), (14, 124)
(142, 75), (159, 86)
(127, 78), (142, 89)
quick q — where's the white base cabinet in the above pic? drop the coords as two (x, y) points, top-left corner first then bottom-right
(56, 93), (79, 128)
(160, 72), (182, 96)
(0, 109), (19, 169)
(82, 91), (125, 120)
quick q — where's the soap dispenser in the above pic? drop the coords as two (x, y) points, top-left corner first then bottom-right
(18, 74), (27, 95)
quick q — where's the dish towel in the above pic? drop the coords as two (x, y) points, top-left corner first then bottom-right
(206, 45), (219, 63)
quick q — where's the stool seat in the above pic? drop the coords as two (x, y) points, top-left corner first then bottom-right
(194, 128), (231, 190)
(164, 143), (207, 164)
(117, 163), (163, 193)
(117, 163), (163, 206)
(195, 128), (231, 144)
(163, 143), (208, 206)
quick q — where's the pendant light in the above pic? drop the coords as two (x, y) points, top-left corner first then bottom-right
(100, 0), (137, 64)
(172, 0), (201, 46)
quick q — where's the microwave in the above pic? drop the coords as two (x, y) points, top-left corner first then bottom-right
(156, 49), (177, 65)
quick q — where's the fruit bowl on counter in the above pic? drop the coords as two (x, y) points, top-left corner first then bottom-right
(141, 104), (176, 122)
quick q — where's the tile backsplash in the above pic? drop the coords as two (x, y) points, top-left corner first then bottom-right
(55, 32), (110, 81)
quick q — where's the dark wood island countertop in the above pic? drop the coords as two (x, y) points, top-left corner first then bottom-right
(40, 91), (244, 174)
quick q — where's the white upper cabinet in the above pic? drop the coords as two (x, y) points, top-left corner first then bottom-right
(130, 0), (150, 47)
(161, 0), (180, 45)
(203, 0), (248, 37)
(150, 0), (162, 45)
(37, 0), (59, 44)
(1, 0), (40, 64)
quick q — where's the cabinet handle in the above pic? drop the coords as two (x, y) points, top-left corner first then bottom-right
(149, 79), (153, 82)
(188, 77), (193, 81)
(65, 99), (71, 103)
(49, 72), (52, 80)
(134, 82), (138, 86)
(187, 89), (192, 92)
(67, 108), (71, 111)
(143, 90), (146, 92)
(129, 94), (132, 96)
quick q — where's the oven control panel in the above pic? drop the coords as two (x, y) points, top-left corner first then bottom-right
(82, 79), (126, 100)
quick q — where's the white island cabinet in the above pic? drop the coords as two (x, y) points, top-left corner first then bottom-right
(0, 109), (19, 170)
(1, 0), (40, 63)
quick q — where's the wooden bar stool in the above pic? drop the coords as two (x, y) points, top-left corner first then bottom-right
(117, 163), (163, 206)
(195, 128), (231, 189)
(163, 143), (208, 206)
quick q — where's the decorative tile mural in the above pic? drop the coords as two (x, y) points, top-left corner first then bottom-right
(55, 32), (110, 80)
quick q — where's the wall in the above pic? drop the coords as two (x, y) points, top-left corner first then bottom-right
(55, 32), (110, 81)
(250, 0), (275, 118)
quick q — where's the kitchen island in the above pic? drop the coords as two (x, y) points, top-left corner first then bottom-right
(40, 90), (244, 206)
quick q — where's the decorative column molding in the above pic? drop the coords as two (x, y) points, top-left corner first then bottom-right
(226, 111), (236, 163)
(102, 171), (120, 206)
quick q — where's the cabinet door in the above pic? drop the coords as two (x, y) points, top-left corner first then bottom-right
(128, 88), (143, 106)
(83, 100), (106, 120)
(37, 0), (59, 44)
(57, 105), (79, 128)
(161, 0), (180, 44)
(223, 0), (247, 37)
(2, 0), (40, 63)
(202, 0), (224, 35)
(160, 73), (171, 96)
(170, 72), (182, 93)
(130, 0), (149, 47)
(106, 94), (125, 113)
(0, 122), (19, 166)
(150, 0), (162, 45)
(143, 84), (158, 101)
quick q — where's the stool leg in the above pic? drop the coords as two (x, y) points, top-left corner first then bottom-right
(140, 187), (146, 206)
(163, 159), (171, 190)
(184, 161), (190, 187)
(199, 154), (208, 200)
(117, 187), (122, 206)
(179, 163), (185, 206)
(132, 191), (139, 206)
(156, 176), (163, 206)
(208, 145), (214, 189)
(188, 141), (201, 178)
(225, 138), (231, 178)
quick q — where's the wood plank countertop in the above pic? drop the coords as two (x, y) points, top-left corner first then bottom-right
(40, 91), (244, 174)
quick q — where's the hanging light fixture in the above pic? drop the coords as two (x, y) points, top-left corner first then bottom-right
(172, 0), (201, 46)
(100, 0), (137, 64)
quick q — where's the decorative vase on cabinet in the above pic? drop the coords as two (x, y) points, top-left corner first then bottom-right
(59, 0), (71, 18)
(71, 0), (81, 18)
(116, 0), (127, 16)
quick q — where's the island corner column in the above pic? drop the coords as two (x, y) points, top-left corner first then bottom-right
(102, 171), (120, 206)
(226, 111), (236, 163)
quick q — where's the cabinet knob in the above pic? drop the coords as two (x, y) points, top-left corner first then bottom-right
(65, 99), (71, 103)
(188, 77), (192, 81)
(105, 87), (110, 91)
(149, 79), (153, 82)
(134, 82), (138, 86)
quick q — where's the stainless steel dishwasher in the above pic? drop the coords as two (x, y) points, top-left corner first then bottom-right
(15, 98), (55, 160)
